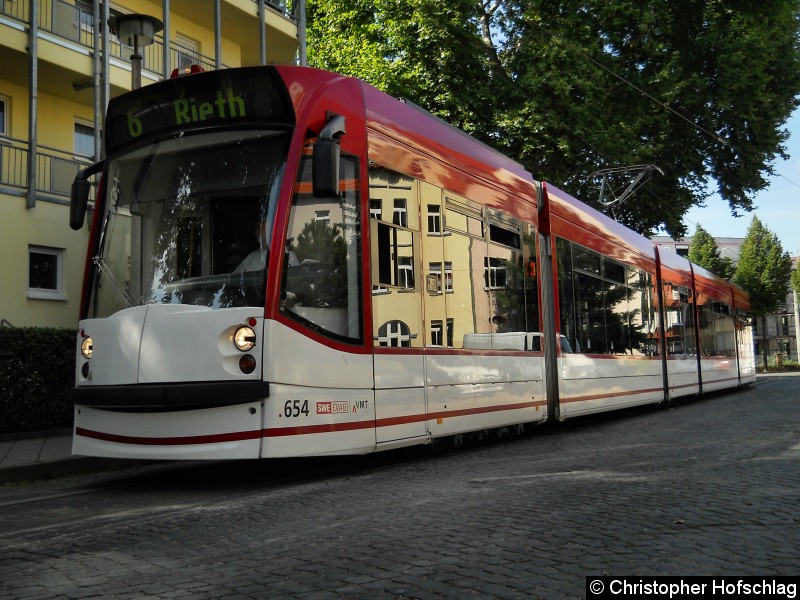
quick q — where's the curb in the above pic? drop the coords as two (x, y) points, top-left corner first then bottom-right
(0, 456), (150, 485)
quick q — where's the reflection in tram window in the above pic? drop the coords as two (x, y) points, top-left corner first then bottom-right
(377, 320), (412, 347)
(661, 282), (696, 356)
(697, 295), (736, 357)
(557, 237), (658, 355)
(369, 163), (540, 352)
(393, 199), (408, 227)
(369, 165), (423, 348)
(427, 204), (442, 235)
(280, 144), (363, 344)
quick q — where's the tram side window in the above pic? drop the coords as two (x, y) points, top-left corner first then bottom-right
(625, 269), (659, 356)
(497, 222), (544, 341)
(485, 215), (528, 345)
(664, 284), (698, 356)
(736, 310), (754, 364)
(450, 199), (539, 352)
(556, 237), (578, 351)
(716, 303), (735, 357)
(368, 163), (540, 352)
(369, 165), (423, 348)
(603, 258), (629, 354)
(280, 144), (363, 344)
(440, 195), (492, 350)
(697, 297), (735, 357)
(682, 294), (697, 355)
(572, 245), (606, 353)
(524, 224), (541, 335)
(605, 281), (629, 354)
(575, 269), (607, 353)
(556, 238), (656, 355)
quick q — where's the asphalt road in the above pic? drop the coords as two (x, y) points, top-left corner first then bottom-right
(1, 373), (798, 599)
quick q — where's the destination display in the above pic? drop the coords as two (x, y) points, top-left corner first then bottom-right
(105, 66), (294, 153)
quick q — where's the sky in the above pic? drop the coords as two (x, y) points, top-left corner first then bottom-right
(680, 109), (800, 257)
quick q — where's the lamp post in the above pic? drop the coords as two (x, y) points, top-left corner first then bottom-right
(108, 14), (163, 90)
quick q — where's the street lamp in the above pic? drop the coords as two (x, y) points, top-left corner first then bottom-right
(108, 14), (163, 90)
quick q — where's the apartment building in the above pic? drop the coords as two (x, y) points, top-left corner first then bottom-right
(1, 0), (300, 328)
(653, 236), (799, 363)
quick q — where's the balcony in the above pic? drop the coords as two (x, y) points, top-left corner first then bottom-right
(1, 0), (301, 202)
(1, 0), (299, 77)
(0, 136), (94, 201)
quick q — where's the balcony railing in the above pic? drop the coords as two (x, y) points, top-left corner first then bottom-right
(43, 0), (226, 74)
(1, 0), (299, 76)
(0, 136), (94, 200)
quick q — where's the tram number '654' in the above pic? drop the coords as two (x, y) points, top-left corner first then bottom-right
(283, 400), (310, 418)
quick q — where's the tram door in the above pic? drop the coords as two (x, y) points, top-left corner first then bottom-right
(369, 166), (428, 446)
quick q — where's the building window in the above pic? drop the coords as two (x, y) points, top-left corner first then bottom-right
(315, 210), (330, 222)
(427, 204), (441, 235)
(397, 255), (414, 289)
(484, 257), (507, 290)
(74, 122), (95, 158)
(444, 261), (453, 293)
(369, 199), (382, 220)
(175, 34), (200, 72)
(75, 1), (101, 37)
(429, 262), (442, 294)
(0, 95), (7, 136)
(430, 320), (443, 346)
(28, 246), (65, 300)
(393, 199), (407, 227)
(377, 320), (412, 347)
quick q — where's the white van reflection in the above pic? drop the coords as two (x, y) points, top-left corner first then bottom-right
(462, 332), (573, 353)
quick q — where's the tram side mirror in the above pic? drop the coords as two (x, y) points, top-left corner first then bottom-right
(70, 178), (91, 230)
(312, 114), (346, 198)
(70, 161), (103, 231)
(312, 138), (340, 198)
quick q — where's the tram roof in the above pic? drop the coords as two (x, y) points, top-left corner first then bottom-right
(543, 182), (657, 269)
(655, 246), (694, 288)
(359, 79), (537, 205)
(691, 263), (735, 304)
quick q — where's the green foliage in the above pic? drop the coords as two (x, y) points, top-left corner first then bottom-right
(292, 220), (346, 265)
(791, 262), (800, 294)
(733, 217), (791, 371)
(687, 223), (736, 279)
(757, 356), (800, 372)
(306, 0), (800, 237)
(286, 221), (350, 308)
(733, 216), (793, 317)
(0, 328), (76, 434)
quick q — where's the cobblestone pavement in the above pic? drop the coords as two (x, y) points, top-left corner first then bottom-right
(1, 374), (798, 599)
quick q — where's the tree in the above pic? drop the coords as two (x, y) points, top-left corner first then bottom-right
(733, 216), (793, 369)
(306, 0), (800, 237)
(792, 262), (800, 295)
(687, 223), (736, 280)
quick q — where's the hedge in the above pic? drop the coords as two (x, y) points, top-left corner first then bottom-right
(0, 327), (76, 434)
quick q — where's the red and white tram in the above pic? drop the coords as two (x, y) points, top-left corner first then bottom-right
(68, 66), (755, 460)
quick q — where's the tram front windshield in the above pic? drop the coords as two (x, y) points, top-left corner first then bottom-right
(89, 129), (288, 318)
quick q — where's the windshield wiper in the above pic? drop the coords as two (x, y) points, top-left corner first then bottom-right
(93, 256), (137, 308)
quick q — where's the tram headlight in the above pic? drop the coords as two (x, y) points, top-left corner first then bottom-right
(233, 326), (256, 352)
(81, 336), (93, 359)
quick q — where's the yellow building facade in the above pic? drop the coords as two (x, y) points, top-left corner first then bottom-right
(0, 0), (300, 327)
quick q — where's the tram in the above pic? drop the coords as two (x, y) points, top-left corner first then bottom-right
(68, 66), (755, 460)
